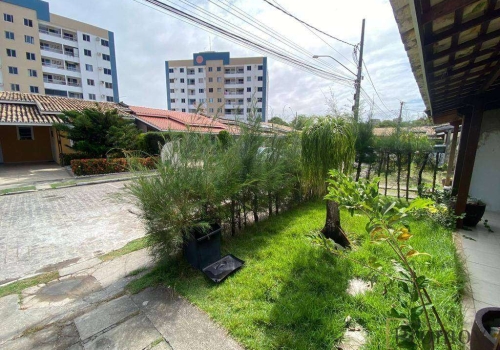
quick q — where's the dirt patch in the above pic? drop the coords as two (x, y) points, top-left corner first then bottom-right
(36, 257), (81, 273)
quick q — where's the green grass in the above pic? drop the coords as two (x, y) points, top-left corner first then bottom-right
(0, 271), (59, 298)
(0, 185), (36, 195)
(50, 181), (76, 189)
(98, 237), (148, 262)
(127, 201), (465, 349)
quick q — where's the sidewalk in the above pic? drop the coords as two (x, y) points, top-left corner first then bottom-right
(0, 248), (243, 350)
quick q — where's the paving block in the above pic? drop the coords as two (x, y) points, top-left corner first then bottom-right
(59, 258), (102, 277)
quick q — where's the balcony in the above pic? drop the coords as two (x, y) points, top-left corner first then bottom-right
(43, 78), (66, 85)
(225, 79), (244, 85)
(42, 62), (64, 70)
(39, 27), (61, 38)
(64, 49), (79, 58)
(225, 67), (244, 74)
(67, 81), (81, 87)
(40, 45), (63, 54)
(224, 89), (244, 96)
(62, 32), (77, 42)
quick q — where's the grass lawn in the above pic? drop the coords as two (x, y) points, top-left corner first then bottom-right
(0, 185), (36, 195)
(98, 236), (148, 262)
(0, 271), (59, 298)
(127, 200), (465, 349)
(50, 181), (76, 189)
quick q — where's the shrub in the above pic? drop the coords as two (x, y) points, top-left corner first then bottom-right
(138, 132), (173, 155)
(71, 157), (156, 176)
(60, 152), (89, 166)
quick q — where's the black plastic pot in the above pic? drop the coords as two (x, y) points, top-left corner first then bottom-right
(183, 223), (221, 270)
(464, 203), (486, 227)
(471, 307), (500, 350)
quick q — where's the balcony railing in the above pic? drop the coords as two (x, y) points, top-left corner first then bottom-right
(43, 78), (66, 85)
(225, 81), (244, 85)
(225, 70), (244, 74)
(41, 46), (63, 54)
(66, 66), (79, 72)
(63, 34), (77, 42)
(67, 81), (81, 87)
(64, 51), (79, 58)
(42, 62), (64, 70)
(39, 28), (61, 37)
(224, 91), (244, 95)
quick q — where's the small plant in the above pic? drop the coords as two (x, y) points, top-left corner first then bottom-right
(483, 219), (494, 233)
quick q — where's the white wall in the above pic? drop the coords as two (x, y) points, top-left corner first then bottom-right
(469, 108), (500, 212)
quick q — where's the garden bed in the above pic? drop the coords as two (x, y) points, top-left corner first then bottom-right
(70, 157), (156, 176)
(127, 200), (465, 349)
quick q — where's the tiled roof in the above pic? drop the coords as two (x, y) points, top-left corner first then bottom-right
(130, 106), (227, 133)
(0, 92), (133, 117)
(0, 103), (63, 125)
(373, 126), (436, 137)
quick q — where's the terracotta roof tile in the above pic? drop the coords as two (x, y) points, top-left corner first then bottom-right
(0, 103), (63, 125)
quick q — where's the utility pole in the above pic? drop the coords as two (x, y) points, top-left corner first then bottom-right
(353, 19), (365, 122)
(398, 101), (404, 124)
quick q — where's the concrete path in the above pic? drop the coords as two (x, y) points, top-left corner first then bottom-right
(0, 248), (243, 350)
(0, 182), (144, 283)
(0, 163), (73, 190)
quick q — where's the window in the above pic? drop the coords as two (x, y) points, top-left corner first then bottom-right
(247, 65), (251, 71)
(208, 77), (213, 82)
(247, 87), (251, 92)
(199, 89), (204, 93)
(84, 49), (91, 57)
(23, 18), (33, 27)
(199, 98), (205, 103)
(180, 78), (185, 83)
(217, 77), (222, 83)
(85, 64), (93, 72)
(217, 67), (221, 72)
(198, 68), (203, 73)
(258, 87), (263, 92)
(217, 88), (222, 93)
(28, 69), (37, 77)
(208, 98), (214, 103)
(217, 98), (222, 103)
(105, 82), (113, 89)
(208, 67), (213, 72)
(208, 88), (213, 93)
(247, 98), (251, 102)
(257, 97), (263, 102)
(181, 88), (185, 93)
(246, 77), (251, 82)
(182, 108), (186, 112)
(106, 96), (114, 102)
(258, 65), (263, 70)
(170, 89), (175, 93)
(198, 78), (203, 83)
(103, 68), (112, 75)
(102, 54), (110, 61)
(6, 49), (16, 57)
(170, 99), (176, 103)
(169, 79), (174, 83)
(5, 31), (14, 40)
(209, 108), (214, 113)
(218, 108), (222, 113)
(88, 93), (96, 100)
(258, 76), (263, 81)
(257, 108), (262, 112)
(181, 98), (186, 103)
(168, 68), (174, 73)
(8, 66), (18, 74)
(18, 127), (33, 140)
(30, 86), (39, 93)
(180, 68), (184, 73)
(87, 79), (95, 86)
(11, 83), (20, 91)
(100, 39), (109, 47)
(24, 35), (34, 44)
(83, 34), (90, 42)
(26, 52), (35, 60)
(4, 14), (14, 22)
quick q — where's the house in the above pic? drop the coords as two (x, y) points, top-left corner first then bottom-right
(0, 92), (133, 164)
(389, 0), (500, 221)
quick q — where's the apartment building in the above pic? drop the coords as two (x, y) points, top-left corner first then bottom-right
(165, 52), (268, 121)
(0, 0), (119, 102)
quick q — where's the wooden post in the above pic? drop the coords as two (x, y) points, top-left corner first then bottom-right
(452, 116), (470, 196)
(445, 122), (459, 186)
(454, 101), (484, 228)
(432, 152), (439, 193)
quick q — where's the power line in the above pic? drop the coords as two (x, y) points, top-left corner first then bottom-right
(362, 61), (399, 118)
(262, 0), (355, 47)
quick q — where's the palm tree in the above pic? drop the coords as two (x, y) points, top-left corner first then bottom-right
(301, 116), (356, 247)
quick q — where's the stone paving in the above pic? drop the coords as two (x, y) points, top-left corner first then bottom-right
(0, 163), (73, 190)
(0, 181), (144, 282)
(0, 248), (243, 350)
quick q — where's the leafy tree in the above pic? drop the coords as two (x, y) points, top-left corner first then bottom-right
(301, 116), (355, 247)
(290, 114), (312, 130)
(268, 116), (289, 126)
(55, 108), (140, 158)
(354, 121), (375, 181)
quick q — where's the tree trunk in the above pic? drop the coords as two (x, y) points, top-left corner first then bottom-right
(321, 200), (350, 248)
(396, 153), (402, 198)
(377, 152), (384, 177)
(432, 153), (439, 194)
(417, 153), (430, 196)
(366, 163), (372, 180)
(243, 200), (247, 227)
(268, 191), (273, 217)
(355, 156), (362, 181)
(275, 193), (279, 215)
(406, 152), (412, 201)
(237, 202), (242, 230)
(230, 198), (236, 236)
(385, 153), (390, 196)
(252, 193), (259, 223)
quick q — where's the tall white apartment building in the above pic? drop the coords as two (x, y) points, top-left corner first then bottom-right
(165, 52), (268, 121)
(0, 0), (119, 102)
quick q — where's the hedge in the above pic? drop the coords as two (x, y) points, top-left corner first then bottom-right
(137, 132), (172, 155)
(60, 152), (89, 166)
(71, 157), (156, 176)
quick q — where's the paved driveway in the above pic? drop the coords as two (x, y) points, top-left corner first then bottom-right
(0, 163), (73, 190)
(0, 182), (145, 283)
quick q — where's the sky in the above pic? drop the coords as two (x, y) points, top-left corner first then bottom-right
(46, 0), (426, 122)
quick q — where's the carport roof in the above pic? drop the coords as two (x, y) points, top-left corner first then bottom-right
(0, 103), (63, 126)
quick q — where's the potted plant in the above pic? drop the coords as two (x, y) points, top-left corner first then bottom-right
(464, 197), (487, 227)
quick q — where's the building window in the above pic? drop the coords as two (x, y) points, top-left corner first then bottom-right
(247, 87), (251, 92)
(28, 69), (37, 77)
(258, 76), (263, 81)
(103, 54), (110, 61)
(5, 31), (14, 40)
(169, 79), (174, 83)
(246, 77), (251, 82)
(217, 67), (221, 72)
(168, 68), (174, 73)
(170, 99), (176, 103)
(218, 108), (222, 113)
(106, 96), (114, 102)
(84, 49), (91, 57)
(258, 65), (263, 70)
(105, 82), (113, 89)
(199, 89), (204, 93)
(247, 65), (251, 71)
(180, 68), (184, 73)
(103, 68), (112, 75)
(4, 13), (14, 22)
(87, 79), (95, 86)
(217, 77), (222, 82)
(170, 89), (175, 93)
(208, 77), (213, 82)
(101, 39), (109, 47)
(17, 126), (33, 140)
(258, 87), (263, 92)
(217, 88), (222, 93)
(181, 88), (185, 93)
(257, 97), (263, 102)
(257, 108), (262, 112)
(247, 98), (251, 102)
(181, 98), (186, 103)
(6, 49), (16, 57)
(209, 108), (214, 113)
(208, 98), (214, 103)
(182, 108), (186, 112)
(83, 34), (90, 41)
(208, 67), (213, 72)
(198, 68), (203, 73)
(23, 18), (33, 27)
(180, 78), (185, 83)
(24, 35), (34, 44)
(11, 83), (20, 91)
(217, 98), (222, 103)
(198, 78), (203, 83)
(8, 66), (18, 74)
(26, 52), (35, 60)
(85, 64), (93, 72)
(89, 93), (96, 100)
(209, 88), (213, 93)
(30, 86), (39, 93)
(199, 98), (205, 103)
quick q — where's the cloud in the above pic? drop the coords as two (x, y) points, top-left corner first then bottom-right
(47, 0), (425, 120)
